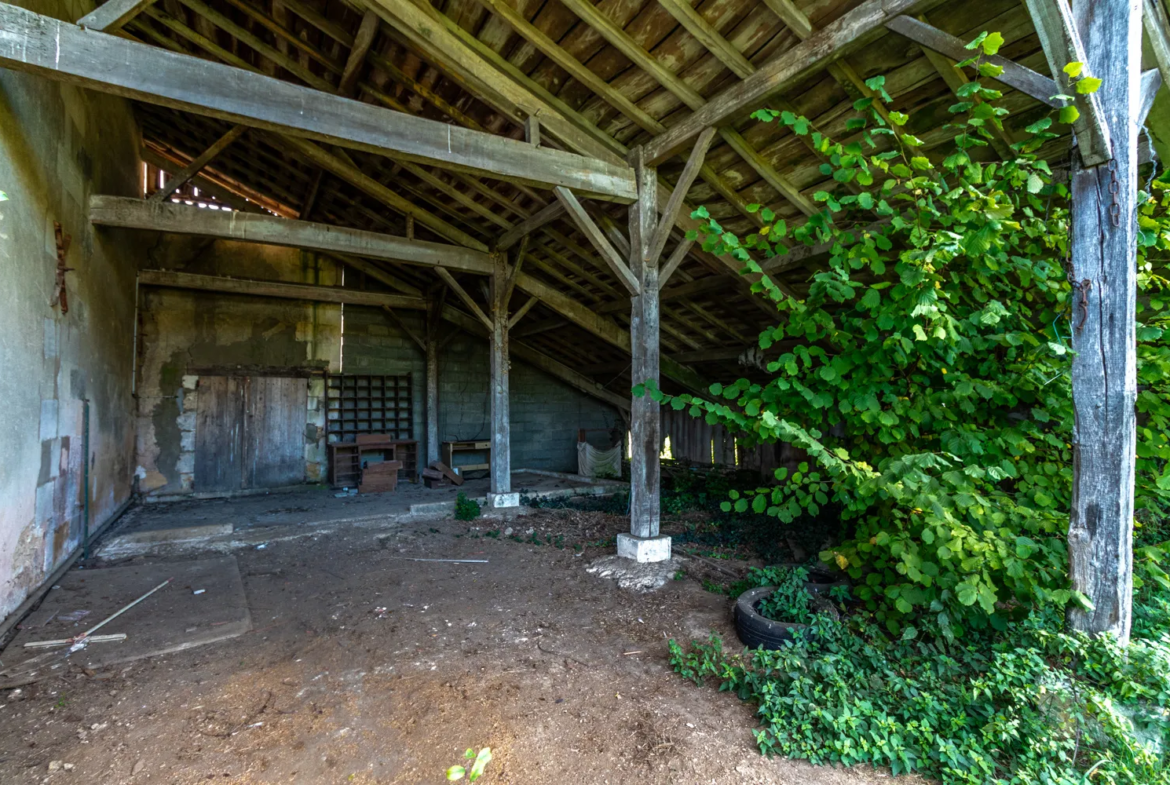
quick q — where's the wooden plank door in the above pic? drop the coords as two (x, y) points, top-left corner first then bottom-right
(194, 376), (246, 493)
(245, 376), (307, 488)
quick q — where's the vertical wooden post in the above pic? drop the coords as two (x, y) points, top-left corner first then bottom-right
(425, 293), (441, 469)
(621, 146), (667, 560)
(1067, 0), (1141, 643)
(488, 253), (516, 506)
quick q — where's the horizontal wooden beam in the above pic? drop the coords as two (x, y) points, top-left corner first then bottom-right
(0, 4), (637, 200)
(90, 196), (495, 274)
(884, 15), (1061, 107)
(138, 269), (426, 309)
(643, 0), (942, 164)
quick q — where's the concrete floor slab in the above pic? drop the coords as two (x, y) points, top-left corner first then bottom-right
(6, 557), (251, 670)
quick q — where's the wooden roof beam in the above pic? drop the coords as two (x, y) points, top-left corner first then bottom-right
(897, 9), (1105, 163)
(0, 4), (637, 200)
(554, 188), (640, 295)
(139, 269), (426, 309)
(77, 0), (158, 32)
(149, 124), (247, 202)
(644, 0), (945, 164)
(91, 196), (495, 274)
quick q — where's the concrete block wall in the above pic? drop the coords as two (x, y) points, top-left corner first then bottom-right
(343, 305), (622, 474)
(0, 0), (144, 619)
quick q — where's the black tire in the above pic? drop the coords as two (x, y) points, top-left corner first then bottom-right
(734, 587), (809, 650)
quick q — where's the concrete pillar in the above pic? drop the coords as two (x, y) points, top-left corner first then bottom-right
(487, 253), (518, 509)
(619, 147), (669, 562)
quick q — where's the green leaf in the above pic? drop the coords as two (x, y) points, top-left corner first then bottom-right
(1076, 76), (1102, 94)
(1059, 105), (1080, 125)
(981, 32), (1004, 56)
(978, 62), (1004, 78)
(447, 766), (466, 781)
(1063, 61), (1083, 78)
(965, 31), (988, 51)
(1027, 173), (1043, 194)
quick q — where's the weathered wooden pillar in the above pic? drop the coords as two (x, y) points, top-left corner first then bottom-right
(618, 147), (668, 561)
(425, 293), (441, 468)
(487, 253), (517, 508)
(1066, 0), (1142, 643)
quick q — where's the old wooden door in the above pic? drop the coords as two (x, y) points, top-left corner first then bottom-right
(194, 376), (307, 492)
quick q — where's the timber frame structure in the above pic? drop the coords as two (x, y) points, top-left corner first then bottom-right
(0, 0), (1161, 617)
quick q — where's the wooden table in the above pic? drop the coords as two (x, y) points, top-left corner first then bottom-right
(441, 440), (491, 472)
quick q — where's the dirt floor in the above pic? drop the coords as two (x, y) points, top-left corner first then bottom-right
(0, 501), (919, 785)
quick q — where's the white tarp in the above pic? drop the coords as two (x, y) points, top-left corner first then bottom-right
(577, 441), (621, 479)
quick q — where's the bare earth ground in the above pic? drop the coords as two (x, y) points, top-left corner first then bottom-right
(0, 505), (920, 785)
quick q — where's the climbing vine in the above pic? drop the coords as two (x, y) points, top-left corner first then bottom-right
(640, 34), (1170, 636)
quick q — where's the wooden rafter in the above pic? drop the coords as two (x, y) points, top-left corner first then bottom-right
(0, 4), (636, 199)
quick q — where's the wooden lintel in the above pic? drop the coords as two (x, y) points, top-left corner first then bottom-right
(649, 128), (715, 266)
(90, 196), (495, 274)
(494, 201), (564, 251)
(0, 4), (637, 200)
(554, 187), (640, 295)
(435, 267), (493, 330)
(139, 269), (426, 309)
(149, 124), (247, 202)
(77, 0), (158, 31)
(1145, 0), (1170, 108)
(1019, 0), (1113, 165)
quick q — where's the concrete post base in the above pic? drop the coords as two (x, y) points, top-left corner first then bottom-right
(486, 491), (520, 509)
(616, 533), (672, 563)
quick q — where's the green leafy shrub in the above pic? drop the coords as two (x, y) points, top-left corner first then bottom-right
(670, 605), (1170, 784)
(753, 566), (815, 624)
(637, 36), (1170, 636)
(454, 492), (481, 521)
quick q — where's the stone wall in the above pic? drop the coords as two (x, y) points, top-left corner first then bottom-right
(134, 240), (342, 495)
(0, 0), (143, 619)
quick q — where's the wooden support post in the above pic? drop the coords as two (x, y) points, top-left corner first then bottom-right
(487, 253), (516, 507)
(425, 291), (443, 468)
(1066, 0), (1141, 644)
(621, 147), (666, 561)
